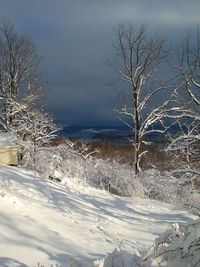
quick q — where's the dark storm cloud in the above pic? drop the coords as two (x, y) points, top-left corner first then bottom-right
(0, 0), (200, 125)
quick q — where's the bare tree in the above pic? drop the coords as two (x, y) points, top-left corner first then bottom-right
(165, 28), (200, 191)
(0, 19), (44, 128)
(110, 24), (174, 177)
(176, 28), (200, 114)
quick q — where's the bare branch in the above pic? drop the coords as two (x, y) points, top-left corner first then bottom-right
(110, 23), (173, 177)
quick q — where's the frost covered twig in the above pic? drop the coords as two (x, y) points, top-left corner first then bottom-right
(144, 218), (200, 266)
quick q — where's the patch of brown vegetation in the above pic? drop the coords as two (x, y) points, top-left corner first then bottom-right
(49, 136), (173, 171)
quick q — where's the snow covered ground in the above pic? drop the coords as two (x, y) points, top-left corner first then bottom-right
(0, 164), (197, 266)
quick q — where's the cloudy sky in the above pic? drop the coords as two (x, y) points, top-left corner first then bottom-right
(0, 0), (200, 126)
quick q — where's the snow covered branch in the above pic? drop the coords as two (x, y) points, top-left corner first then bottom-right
(110, 23), (174, 177)
(144, 218), (200, 266)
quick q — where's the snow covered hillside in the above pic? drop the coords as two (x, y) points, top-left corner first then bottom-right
(0, 165), (197, 266)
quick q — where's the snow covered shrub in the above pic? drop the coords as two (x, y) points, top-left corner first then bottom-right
(19, 136), (200, 203)
(36, 263), (59, 267)
(19, 140), (35, 167)
(0, 180), (10, 197)
(60, 155), (146, 197)
(94, 247), (142, 267)
(144, 218), (200, 267)
(35, 147), (64, 179)
(140, 169), (200, 210)
(183, 191), (200, 216)
(140, 170), (182, 203)
(21, 140), (146, 197)
(166, 122), (200, 193)
(89, 159), (146, 197)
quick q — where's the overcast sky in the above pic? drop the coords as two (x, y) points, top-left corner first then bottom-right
(0, 0), (200, 126)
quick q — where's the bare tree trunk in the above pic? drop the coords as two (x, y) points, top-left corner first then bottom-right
(134, 144), (140, 178)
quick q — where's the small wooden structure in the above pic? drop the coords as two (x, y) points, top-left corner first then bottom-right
(0, 132), (18, 165)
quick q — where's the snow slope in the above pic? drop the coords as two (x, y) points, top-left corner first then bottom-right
(0, 165), (197, 266)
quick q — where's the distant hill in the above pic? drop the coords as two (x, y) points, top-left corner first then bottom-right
(58, 124), (180, 144)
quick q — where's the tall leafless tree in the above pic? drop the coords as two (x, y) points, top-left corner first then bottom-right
(0, 19), (44, 128)
(165, 28), (200, 190)
(178, 28), (200, 110)
(110, 24), (174, 178)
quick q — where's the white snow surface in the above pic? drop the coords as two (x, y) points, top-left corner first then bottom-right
(0, 165), (197, 267)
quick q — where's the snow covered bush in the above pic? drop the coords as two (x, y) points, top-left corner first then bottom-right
(144, 218), (200, 267)
(36, 249), (142, 267)
(163, 122), (200, 213)
(83, 158), (146, 197)
(36, 263), (59, 267)
(20, 140), (146, 198)
(18, 136), (200, 202)
(0, 180), (10, 197)
(141, 170), (186, 203)
(140, 169), (200, 215)
(166, 122), (200, 192)
(94, 247), (142, 267)
(18, 129), (200, 203)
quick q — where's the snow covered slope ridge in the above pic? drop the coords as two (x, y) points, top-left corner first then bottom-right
(0, 165), (197, 267)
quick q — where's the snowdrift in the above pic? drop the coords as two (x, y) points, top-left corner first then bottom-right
(0, 165), (197, 266)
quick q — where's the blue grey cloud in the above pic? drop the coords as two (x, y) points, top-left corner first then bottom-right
(0, 0), (199, 126)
